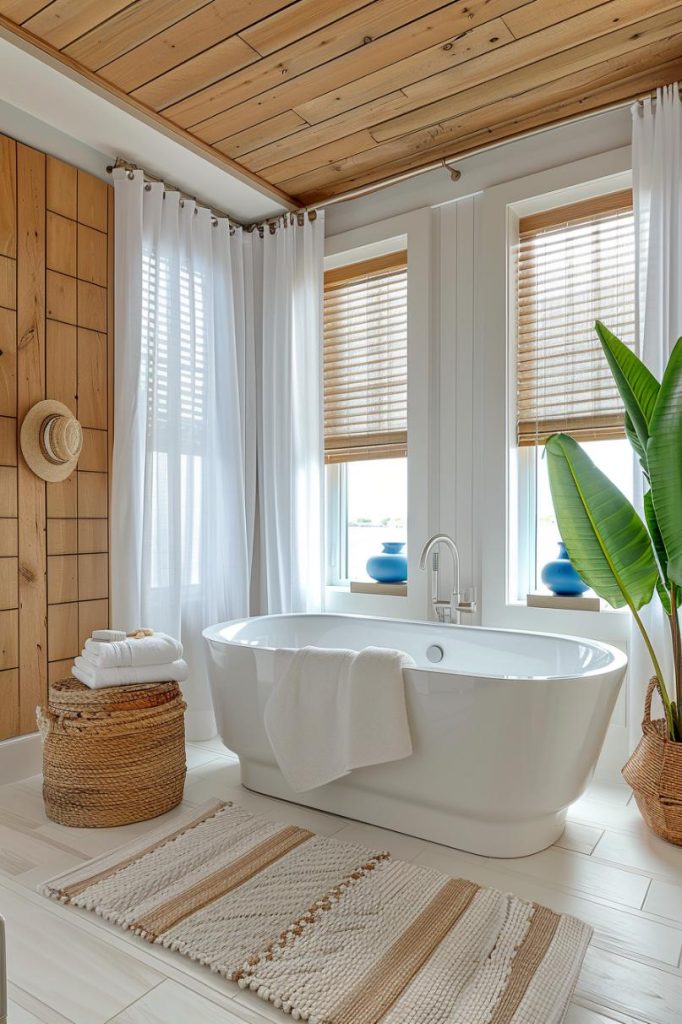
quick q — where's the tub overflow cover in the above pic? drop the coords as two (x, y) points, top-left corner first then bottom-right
(426, 644), (444, 664)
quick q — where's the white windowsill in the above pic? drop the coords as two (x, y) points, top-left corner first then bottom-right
(526, 593), (601, 612)
(326, 583), (408, 597)
(507, 598), (628, 616)
(350, 581), (408, 597)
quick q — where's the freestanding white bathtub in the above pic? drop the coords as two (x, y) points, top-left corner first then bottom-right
(203, 613), (626, 857)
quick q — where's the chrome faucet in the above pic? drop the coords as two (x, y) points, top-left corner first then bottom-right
(418, 533), (477, 624)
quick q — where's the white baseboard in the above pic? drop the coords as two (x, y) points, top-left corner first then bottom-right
(184, 709), (217, 743)
(0, 732), (42, 784)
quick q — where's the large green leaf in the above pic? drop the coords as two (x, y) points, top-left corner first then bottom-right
(595, 320), (660, 468)
(644, 490), (672, 614)
(625, 412), (647, 475)
(545, 433), (659, 609)
(648, 336), (682, 585)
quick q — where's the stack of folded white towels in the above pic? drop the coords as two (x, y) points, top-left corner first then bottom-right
(72, 628), (189, 689)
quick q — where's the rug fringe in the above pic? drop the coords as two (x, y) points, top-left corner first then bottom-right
(39, 799), (230, 902)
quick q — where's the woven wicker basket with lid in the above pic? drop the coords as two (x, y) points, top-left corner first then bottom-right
(39, 678), (186, 828)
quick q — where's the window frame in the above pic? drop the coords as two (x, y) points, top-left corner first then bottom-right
(323, 250), (408, 465)
(140, 247), (208, 595)
(325, 461), (348, 586)
(323, 246), (409, 588)
(515, 189), (635, 447)
(476, 157), (633, 642)
(508, 188), (636, 601)
(322, 211), (431, 617)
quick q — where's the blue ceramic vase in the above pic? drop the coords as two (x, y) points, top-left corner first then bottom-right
(541, 541), (589, 596)
(366, 541), (408, 584)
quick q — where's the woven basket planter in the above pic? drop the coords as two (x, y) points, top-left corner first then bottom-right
(39, 678), (187, 828)
(622, 677), (682, 845)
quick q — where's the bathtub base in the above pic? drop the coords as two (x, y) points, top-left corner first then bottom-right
(239, 759), (567, 858)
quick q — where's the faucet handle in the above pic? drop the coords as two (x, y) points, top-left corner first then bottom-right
(457, 587), (477, 613)
(434, 600), (452, 623)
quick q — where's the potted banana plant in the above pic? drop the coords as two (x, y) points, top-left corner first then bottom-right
(545, 321), (682, 844)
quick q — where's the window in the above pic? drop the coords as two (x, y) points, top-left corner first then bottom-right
(512, 190), (635, 596)
(323, 251), (408, 584)
(141, 250), (206, 589)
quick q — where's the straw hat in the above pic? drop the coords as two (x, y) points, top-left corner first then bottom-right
(20, 400), (83, 482)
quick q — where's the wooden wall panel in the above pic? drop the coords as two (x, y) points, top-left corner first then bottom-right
(0, 136), (16, 257)
(17, 143), (47, 734)
(0, 134), (17, 737)
(0, 132), (113, 739)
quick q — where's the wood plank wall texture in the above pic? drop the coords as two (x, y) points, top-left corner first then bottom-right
(0, 133), (112, 740)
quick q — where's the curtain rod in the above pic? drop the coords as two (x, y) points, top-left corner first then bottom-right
(104, 158), (318, 234)
(306, 91), (660, 211)
(108, 82), (670, 219)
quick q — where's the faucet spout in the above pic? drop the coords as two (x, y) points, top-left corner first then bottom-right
(418, 533), (475, 624)
(419, 533), (460, 580)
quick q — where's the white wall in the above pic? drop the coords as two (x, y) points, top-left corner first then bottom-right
(0, 97), (110, 179)
(325, 107), (634, 780)
(0, 35), (288, 221)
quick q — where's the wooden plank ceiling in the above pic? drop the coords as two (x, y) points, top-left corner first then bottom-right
(1, 0), (682, 207)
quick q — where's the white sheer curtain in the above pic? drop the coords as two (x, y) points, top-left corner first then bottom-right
(630, 84), (682, 748)
(111, 171), (324, 738)
(255, 215), (325, 613)
(111, 170), (251, 739)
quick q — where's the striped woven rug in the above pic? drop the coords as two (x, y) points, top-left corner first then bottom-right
(41, 800), (592, 1024)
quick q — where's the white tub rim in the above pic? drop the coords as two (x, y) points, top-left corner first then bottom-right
(202, 612), (627, 684)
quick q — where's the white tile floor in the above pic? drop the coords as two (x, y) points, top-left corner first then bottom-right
(1, 741), (681, 1023)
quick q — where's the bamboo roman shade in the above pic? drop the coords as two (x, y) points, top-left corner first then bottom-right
(516, 189), (635, 447)
(324, 251), (407, 463)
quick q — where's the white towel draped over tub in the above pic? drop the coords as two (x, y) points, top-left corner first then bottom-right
(264, 646), (414, 792)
